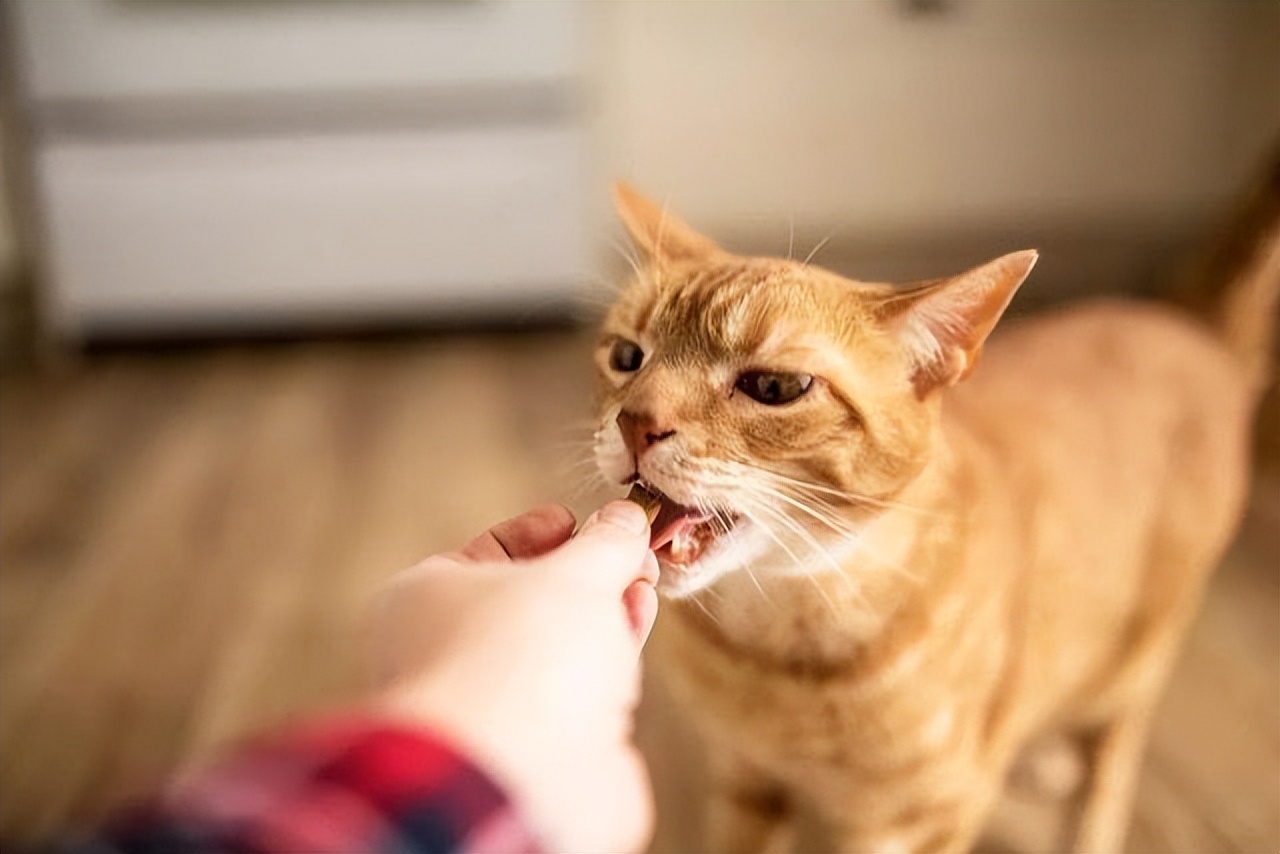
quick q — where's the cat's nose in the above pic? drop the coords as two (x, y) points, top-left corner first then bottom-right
(617, 409), (677, 455)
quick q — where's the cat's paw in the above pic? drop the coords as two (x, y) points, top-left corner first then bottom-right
(1009, 734), (1086, 800)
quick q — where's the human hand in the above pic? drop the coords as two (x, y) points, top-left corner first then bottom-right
(371, 501), (660, 853)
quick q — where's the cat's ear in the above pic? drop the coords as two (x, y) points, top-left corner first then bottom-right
(612, 181), (725, 264)
(876, 250), (1038, 397)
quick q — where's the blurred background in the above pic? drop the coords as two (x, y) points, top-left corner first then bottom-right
(0, 1), (1276, 851)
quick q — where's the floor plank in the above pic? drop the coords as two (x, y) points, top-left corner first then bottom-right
(0, 331), (1274, 851)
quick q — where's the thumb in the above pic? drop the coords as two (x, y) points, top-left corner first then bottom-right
(550, 501), (658, 590)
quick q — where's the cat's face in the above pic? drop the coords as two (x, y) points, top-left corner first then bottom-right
(593, 184), (1036, 597)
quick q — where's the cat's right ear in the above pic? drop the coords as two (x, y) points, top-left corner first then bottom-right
(876, 250), (1038, 398)
(613, 181), (726, 264)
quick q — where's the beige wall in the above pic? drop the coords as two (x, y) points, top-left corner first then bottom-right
(591, 1), (1279, 242)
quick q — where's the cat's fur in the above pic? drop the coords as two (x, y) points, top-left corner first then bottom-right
(592, 175), (1279, 853)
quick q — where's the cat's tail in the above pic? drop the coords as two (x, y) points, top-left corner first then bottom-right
(1174, 143), (1280, 395)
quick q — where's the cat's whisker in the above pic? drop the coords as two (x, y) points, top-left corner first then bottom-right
(556, 459), (610, 481)
(706, 458), (864, 507)
(577, 273), (634, 313)
(765, 483), (925, 589)
(803, 567), (840, 616)
(551, 447), (598, 472)
(755, 468), (943, 519)
(734, 498), (808, 572)
(741, 492), (874, 609)
(554, 451), (608, 474)
(552, 459), (605, 481)
(696, 497), (772, 604)
(556, 446), (614, 500)
(802, 229), (835, 267)
(696, 467), (856, 541)
(557, 439), (605, 461)
(738, 498), (850, 618)
(724, 508), (789, 609)
(742, 491), (849, 604)
(574, 288), (618, 309)
(705, 500), (738, 537)
(716, 464), (864, 536)
(757, 469), (889, 505)
(785, 495), (859, 533)
(743, 565), (770, 603)
(608, 236), (645, 283)
(754, 485), (861, 539)
(561, 469), (613, 505)
(751, 499), (846, 578)
(653, 199), (673, 276)
(553, 444), (595, 463)
(547, 439), (605, 454)
(688, 590), (721, 625)
(658, 466), (913, 594)
(561, 416), (603, 429)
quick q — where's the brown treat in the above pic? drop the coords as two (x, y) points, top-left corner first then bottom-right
(626, 483), (662, 525)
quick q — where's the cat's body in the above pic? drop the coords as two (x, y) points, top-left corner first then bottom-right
(657, 302), (1253, 853)
(593, 180), (1278, 853)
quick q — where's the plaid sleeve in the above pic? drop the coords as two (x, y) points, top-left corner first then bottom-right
(61, 716), (542, 854)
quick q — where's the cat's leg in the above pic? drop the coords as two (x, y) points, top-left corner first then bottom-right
(817, 779), (1000, 854)
(1071, 706), (1153, 854)
(824, 806), (990, 853)
(1071, 527), (1224, 853)
(704, 753), (795, 854)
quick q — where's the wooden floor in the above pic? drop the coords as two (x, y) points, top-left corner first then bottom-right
(1, 330), (1276, 852)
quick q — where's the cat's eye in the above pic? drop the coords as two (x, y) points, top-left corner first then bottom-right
(736, 371), (813, 405)
(609, 339), (645, 373)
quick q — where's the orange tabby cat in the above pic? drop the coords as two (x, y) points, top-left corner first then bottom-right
(592, 180), (1278, 853)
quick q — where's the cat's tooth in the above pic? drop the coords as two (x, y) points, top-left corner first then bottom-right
(674, 527), (691, 556)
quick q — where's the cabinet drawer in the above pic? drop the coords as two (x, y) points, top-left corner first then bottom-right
(13, 0), (581, 102)
(38, 126), (589, 334)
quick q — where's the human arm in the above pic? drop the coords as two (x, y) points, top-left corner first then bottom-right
(60, 502), (658, 854)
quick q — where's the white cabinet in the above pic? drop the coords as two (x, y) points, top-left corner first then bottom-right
(14, 1), (581, 100)
(38, 129), (588, 333)
(11, 0), (590, 337)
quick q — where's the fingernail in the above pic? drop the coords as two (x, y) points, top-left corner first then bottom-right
(597, 501), (649, 535)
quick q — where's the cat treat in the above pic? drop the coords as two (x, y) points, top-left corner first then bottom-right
(625, 483), (662, 526)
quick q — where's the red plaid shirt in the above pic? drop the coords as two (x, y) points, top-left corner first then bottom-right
(59, 717), (541, 854)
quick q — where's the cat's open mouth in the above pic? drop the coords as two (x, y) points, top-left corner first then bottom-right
(635, 481), (739, 567)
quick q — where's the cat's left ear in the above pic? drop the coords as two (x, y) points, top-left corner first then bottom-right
(876, 250), (1038, 397)
(613, 181), (727, 264)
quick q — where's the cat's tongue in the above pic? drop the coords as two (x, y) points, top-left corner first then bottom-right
(649, 496), (711, 551)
